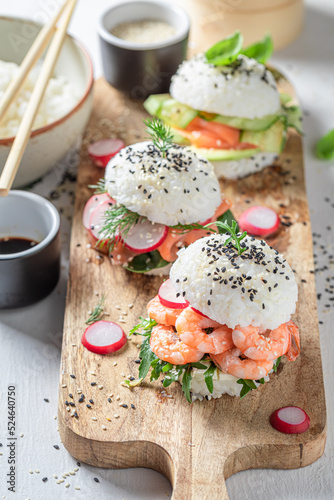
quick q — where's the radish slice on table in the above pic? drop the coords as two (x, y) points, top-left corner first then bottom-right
(270, 406), (310, 434)
(88, 138), (125, 167)
(239, 206), (280, 237)
(124, 218), (168, 254)
(159, 279), (189, 309)
(82, 321), (127, 354)
(89, 199), (116, 243)
(83, 193), (113, 230)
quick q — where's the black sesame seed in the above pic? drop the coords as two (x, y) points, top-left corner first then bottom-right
(131, 404), (136, 409)
(89, 399), (94, 404)
(86, 404), (92, 409)
(44, 398), (49, 403)
(94, 477), (100, 483)
(53, 445), (60, 450)
(121, 404), (128, 408)
(70, 374), (76, 379)
(108, 398), (112, 403)
(69, 393), (73, 398)
(91, 382), (96, 386)
(42, 477), (48, 482)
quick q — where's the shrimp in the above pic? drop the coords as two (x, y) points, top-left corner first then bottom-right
(232, 323), (292, 361)
(211, 348), (274, 380)
(175, 307), (234, 354)
(147, 295), (182, 327)
(150, 324), (204, 365)
(285, 321), (300, 361)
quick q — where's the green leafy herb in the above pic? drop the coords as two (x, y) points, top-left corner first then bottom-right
(206, 219), (247, 255)
(182, 367), (192, 403)
(85, 295), (105, 325)
(316, 129), (334, 160)
(205, 30), (243, 66)
(88, 178), (106, 194)
(241, 33), (273, 64)
(125, 250), (169, 274)
(171, 209), (238, 235)
(279, 93), (293, 106)
(273, 356), (281, 373)
(237, 378), (257, 398)
(99, 204), (141, 251)
(139, 336), (158, 380)
(216, 210), (239, 233)
(144, 117), (174, 157)
(130, 316), (157, 336)
(203, 364), (216, 394)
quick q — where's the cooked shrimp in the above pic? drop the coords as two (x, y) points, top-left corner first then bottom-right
(150, 324), (204, 365)
(285, 320), (300, 361)
(211, 348), (274, 380)
(175, 307), (233, 354)
(147, 295), (182, 327)
(232, 323), (291, 361)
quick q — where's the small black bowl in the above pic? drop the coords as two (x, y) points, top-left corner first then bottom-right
(0, 191), (61, 309)
(97, 0), (190, 99)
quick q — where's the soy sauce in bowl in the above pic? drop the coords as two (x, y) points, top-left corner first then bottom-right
(0, 237), (39, 255)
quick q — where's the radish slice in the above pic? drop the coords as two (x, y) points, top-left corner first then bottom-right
(124, 218), (168, 254)
(89, 199), (116, 244)
(158, 279), (189, 309)
(191, 307), (210, 319)
(239, 206), (280, 237)
(270, 406), (310, 434)
(88, 138), (125, 167)
(82, 321), (127, 354)
(83, 193), (113, 230)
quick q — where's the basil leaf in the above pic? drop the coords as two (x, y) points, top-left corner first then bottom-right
(241, 33), (273, 64)
(205, 31), (243, 66)
(182, 368), (193, 403)
(139, 337), (157, 380)
(217, 209), (239, 233)
(316, 130), (334, 160)
(204, 364), (216, 394)
(125, 250), (169, 274)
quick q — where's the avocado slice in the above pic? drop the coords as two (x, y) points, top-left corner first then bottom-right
(188, 146), (261, 161)
(241, 120), (286, 154)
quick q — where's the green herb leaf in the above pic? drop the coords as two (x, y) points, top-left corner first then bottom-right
(170, 209), (238, 236)
(125, 250), (169, 274)
(316, 129), (334, 160)
(206, 219), (247, 255)
(216, 210), (239, 233)
(182, 367), (193, 404)
(99, 204), (141, 251)
(144, 117), (174, 157)
(237, 378), (258, 399)
(280, 93), (293, 106)
(191, 362), (209, 370)
(241, 33), (273, 64)
(205, 31), (243, 66)
(203, 364), (216, 394)
(85, 295), (105, 325)
(139, 336), (158, 380)
(258, 378), (265, 385)
(130, 317), (157, 336)
(273, 356), (281, 373)
(282, 105), (303, 135)
(88, 178), (106, 194)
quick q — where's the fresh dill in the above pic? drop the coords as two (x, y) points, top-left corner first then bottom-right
(170, 222), (213, 234)
(98, 204), (141, 251)
(88, 178), (106, 194)
(85, 295), (105, 325)
(144, 117), (174, 157)
(206, 219), (247, 255)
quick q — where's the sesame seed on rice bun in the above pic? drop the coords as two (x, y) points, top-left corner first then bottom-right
(170, 233), (298, 331)
(170, 54), (281, 120)
(105, 141), (221, 227)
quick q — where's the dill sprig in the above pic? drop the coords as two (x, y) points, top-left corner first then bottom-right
(85, 295), (105, 325)
(205, 219), (247, 255)
(98, 204), (141, 251)
(170, 222), (214, 234)
(144, 117), (174, 157)
(88, 178), (106, 194)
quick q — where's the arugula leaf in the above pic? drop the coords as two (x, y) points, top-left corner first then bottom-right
(139, 336), (158, 380)
(163, 368), (181, 388)
(216, 210), (239, 233)
(241, 33), (273, 64)
(237, 378), (257, 398)
(130, 316), (157, 336)
(206, 219), (247, 255)
(125, 250), (170, 274)
(205, 31), (243, 66)
(203, 364), (216, 394)
(273, 356), (281, 373)
(182, 367), (193, 404)
(316, 129), (334, 160)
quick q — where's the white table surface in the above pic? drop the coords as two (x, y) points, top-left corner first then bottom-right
(1, 1), (334, 499)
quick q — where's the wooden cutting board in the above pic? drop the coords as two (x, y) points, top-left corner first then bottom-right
(58, 77), (327, 500)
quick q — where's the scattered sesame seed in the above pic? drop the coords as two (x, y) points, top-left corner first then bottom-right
(42, 477), (48, 483)
(101, 425), (107, 430)
(94, 477), (100, 483)
(91, 417), (97, 421)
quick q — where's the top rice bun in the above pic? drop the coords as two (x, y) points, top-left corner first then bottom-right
(170, 54), (281, 120)
(105, 141), (221, 227)
(170, 233), (298, 331)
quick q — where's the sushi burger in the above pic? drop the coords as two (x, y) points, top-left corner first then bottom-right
(132, 221), (300, 402)
(83, 119), (232, 275)
(144, 32), (302, 179)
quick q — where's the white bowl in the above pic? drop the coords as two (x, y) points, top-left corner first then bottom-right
(0, 17), (94, 188)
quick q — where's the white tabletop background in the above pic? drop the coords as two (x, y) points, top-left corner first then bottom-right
(1, 0), (334, 499)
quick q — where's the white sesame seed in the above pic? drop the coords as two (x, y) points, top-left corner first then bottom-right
(54, 415), (57, 420)
(65, 483), (70, 488)
(35, 469), (40, 473)
(54, 474), (58, 479)
(108, 393), (113, 398)
(113, 362), (117, 366)
(98, 385), (103, 390)
(91, 417), (97, 421)
(71, 343), (77, 347)
(75, 487), (81, 490)
(128, 303), (134, 309)
(56, 479), (64, 484)
(94, 290), (99, 295)
(61, 384), (67, 388)
(86, 258), (90, 263)
(29, 470), (33, 474)
(101, 425), (107, 430)
(116, 395), (120, 401)
(66, 407), (70, 412)
(74, 468), (79, 472)
(116, 305), (121, 310)
(114, 414), (120, 419)
(77, 389), (82, 394)
(86, 243), (91, 248)
(90, 371), (96, 375)
(69, 471), (76, 475)
(121, 373), (125, 377)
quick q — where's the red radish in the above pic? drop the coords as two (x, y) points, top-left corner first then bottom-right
(270, 406), (310, 434)
(83, 193), (113, 230)
(124, 218), (168, 254)
(239, 206), (280, 237)
(88, 199), (116, 245)
(88, 138), (125, 167)
(158, 279), (189, 309)
(191, 307), (210, 319)
(82, 321), (127, 354)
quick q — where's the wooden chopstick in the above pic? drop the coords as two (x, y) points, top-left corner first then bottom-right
(0, 0), (72, 128)
(0, 0), (77, 197)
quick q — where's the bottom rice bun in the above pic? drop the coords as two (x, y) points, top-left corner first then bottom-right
(135, 232), (300, 402)
(213, 152), (279, 180)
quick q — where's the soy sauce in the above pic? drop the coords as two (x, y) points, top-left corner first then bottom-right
(0, 237), (39, 255)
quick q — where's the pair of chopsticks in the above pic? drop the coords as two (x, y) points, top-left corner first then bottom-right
(0, 0), (77, 197)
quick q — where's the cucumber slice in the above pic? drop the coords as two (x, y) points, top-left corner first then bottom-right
(188, 146), (261, 161)
(143, 94), (170, 116)
(213, 113), (279, 132)
(160, 99), (197, 129)
(283, 105), (303, 135)
(241, 120), (286, 154)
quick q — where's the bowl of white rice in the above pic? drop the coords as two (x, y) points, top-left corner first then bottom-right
(0, 17), (94, 188)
